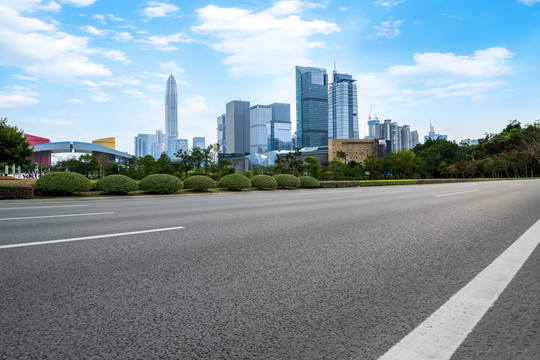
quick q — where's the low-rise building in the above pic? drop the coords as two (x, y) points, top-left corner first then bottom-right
(328, 139), (376, 164)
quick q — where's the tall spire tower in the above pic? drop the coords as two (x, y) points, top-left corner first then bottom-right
(165, 74), (178, 157)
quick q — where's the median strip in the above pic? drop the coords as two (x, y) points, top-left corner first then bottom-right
(377, 219), (540, 360)
(0, 212), (114, 221)
(0, 226), (186, 249)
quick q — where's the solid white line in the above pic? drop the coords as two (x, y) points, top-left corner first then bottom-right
(435, 190), (479, 197)
(0, 212), (113, 221)
(378, 219), (540, 360)
(0, 226), (186, 249)
(0, 205), (89, 210)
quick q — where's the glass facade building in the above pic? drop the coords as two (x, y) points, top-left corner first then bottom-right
(217, 114), (226, 153)
(193, 137), (206, 150)
(225, 100), (250, 154)
(250, 105), (271, 153)
(328, 71), (358, 140)
(268, 103), (292, 151)
(165, 74), (178, 158)
(296, 66), (328, 148)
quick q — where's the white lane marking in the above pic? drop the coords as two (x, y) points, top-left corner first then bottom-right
(378, 219), (540, 360)
(0, 205), (89, 210)
(0, 226), (186, 249)
(0, 212), (113, 221)
(435, 190), (479, 197)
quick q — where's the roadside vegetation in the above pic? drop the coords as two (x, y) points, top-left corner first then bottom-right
(1, 119), (539, 199)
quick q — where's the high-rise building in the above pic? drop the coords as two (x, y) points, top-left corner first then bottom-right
(134, 134), (156, 158)
(193, 137), (206, 150)
(250, 105), (271, 153)
(367, 118), (381, 139)
(225, 100), (250, 154)
(165, 74), (178, 158)
(424, 122), (448, 142)
(296, 66), (328, 148)
(217, 114), (226, 153)
(328, 71), (358, 140)
(268, 103), (291, 151)
(410, 130), (420, 148)
(177, 139), (188, 154)
(400, 125), (411, 151)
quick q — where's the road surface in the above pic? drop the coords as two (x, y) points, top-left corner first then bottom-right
(1, 180), (539, 359)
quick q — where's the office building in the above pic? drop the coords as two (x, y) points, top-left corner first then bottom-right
(400, 125), (410, 151)
(217, 114), (226, 153)
(328, 71), (358, 140)
(296, 66), (328, 148)
(410, 130), (420, 148)
(225, 100), (251, 154)
(177, 139), (188, 154)
(367, 119), (381, 139)
(268, 103), (292, 151)
(328, 139), (376, 164)
(165, 74), (178, 158)
(193, 137), (206, 150)
(250, 105), (271, 153)
(424, 122), (448, 142)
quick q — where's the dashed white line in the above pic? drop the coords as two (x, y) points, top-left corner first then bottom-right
(435, 190), (479, 197)
(0, 226), (186, 249)
(0, 212), (113, 221)
(378, 219), (540, 360)
(0, 205), (89, 210)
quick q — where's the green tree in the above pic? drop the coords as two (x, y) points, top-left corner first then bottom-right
(304, 156), (320, 179)
(335, 150), (347, 164)
(157, 152), (174, 174)
(0, 117), (33, 166)
(78, 154), (99, 177)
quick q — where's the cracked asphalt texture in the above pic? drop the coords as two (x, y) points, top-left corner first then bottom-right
(1, 180), (539, 359)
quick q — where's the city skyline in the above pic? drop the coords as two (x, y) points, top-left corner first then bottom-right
(1, 1), (539, 154)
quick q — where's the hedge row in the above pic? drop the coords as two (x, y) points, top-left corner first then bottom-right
(97, 175), (138, 194)
(319, 180), (418, 188)
(0, 184), (34, 199)
(139, 174), (183, 194)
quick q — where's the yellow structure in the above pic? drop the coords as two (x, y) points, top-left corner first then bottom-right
(328, 139), (376, 164)
(92, 137), (116, 149)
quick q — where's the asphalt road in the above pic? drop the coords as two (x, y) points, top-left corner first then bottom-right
(1, 180), (539, 359)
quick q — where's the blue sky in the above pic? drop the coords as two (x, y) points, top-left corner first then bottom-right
(1, 0), (539, 154)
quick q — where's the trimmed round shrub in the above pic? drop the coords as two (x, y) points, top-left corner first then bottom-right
(251, 174), (277, 189)
(218, 173), (252, 190)
(273, 174), (301, 189)
(139, 174), (183, 194)
(299, 176), (320, 188)
(96, 175), (138, 194)
(34, 172), (91, 194)
(184, 175), (217, 191)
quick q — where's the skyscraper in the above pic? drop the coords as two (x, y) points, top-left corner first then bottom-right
(296, 66), (328, 148)
(193, 137), (206, 149)
(165, 74), (178, 158)
(250, 104), (271, 153)
(225, 100), (250, 154)
(268, 103), (291, 151)
(328, 71), (358, 140)
(217, 113), (226, 153)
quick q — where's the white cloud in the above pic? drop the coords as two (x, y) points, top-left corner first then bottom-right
(159, 60), (185, 77)
(372, 18), (404, 39)
(138, 33), (193, 51)
(388, 47), (513, 77)
(356, 47), (512, 105)
(79, 25), (106, 36)
(0, 94), (38, 108)
(78, 77), (141, 88)
(179, 96), (217, 136)
(0, 5), (111, 80)
(11, 74), (41, 82)
(111, 31), (134, 42)
(122, 88), (147, 99)
(92, 13), (124, 24)
(140, 1), (180, 20)
(68, 98), (84, 103)
(102, 49), (132, 65)
(192, 2), (339, 76)
(89, 90), (110, 102)
(58, 0), (96, 7)
(518, 0), (540, 5)
(374, 0), (405, 7)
